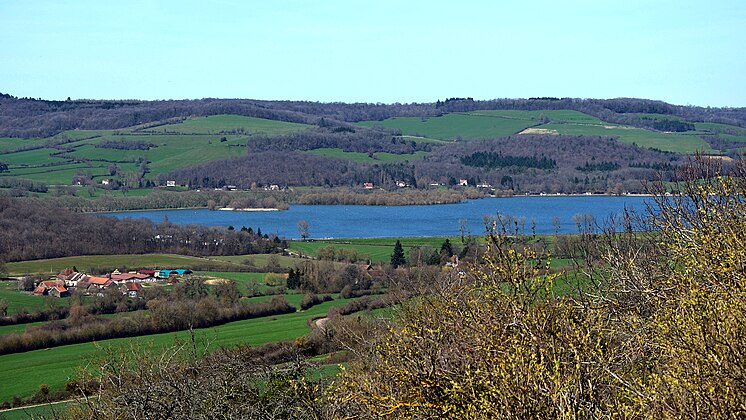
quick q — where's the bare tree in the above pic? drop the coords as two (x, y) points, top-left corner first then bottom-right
(297, 219), (310, 241)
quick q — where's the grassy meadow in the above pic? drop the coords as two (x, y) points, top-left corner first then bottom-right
(0, 297), (356, 403)
(358, 109), (722, 154)
(146, 114), (309, 135)
(6, 254), (250, 276)
(289, 236), (477, 263)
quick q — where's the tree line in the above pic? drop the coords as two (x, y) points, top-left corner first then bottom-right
(2, 93), (744, 138)
(0, 197), (284, 262)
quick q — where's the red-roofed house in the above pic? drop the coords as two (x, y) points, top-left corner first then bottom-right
(33, 280), (69, 297)
(49, 285), (70, 298)
(86, 276), (115, 291)
(122, 282), (144, 298)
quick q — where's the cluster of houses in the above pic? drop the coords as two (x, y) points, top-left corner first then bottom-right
(32, 268), (193, 299)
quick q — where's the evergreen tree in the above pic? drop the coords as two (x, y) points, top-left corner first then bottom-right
(390, 240), (406, 268)
(440, 239), (454, 257)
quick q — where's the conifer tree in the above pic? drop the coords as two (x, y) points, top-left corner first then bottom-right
(390, 240), (406, 268)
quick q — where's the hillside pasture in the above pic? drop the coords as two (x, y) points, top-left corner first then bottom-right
(6, 254), (247, 276)
(536, 122), (714, 154)
(289, 236), (471, 263)
(143, 114), (310, 135)
(358, 113), (537, 140)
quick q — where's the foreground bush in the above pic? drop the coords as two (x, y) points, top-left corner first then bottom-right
(334, 155), (746, 418)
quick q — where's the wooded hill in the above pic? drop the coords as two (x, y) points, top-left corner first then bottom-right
(1, 93), (745, 197)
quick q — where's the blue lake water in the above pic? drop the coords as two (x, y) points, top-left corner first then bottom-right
(105, 196), (652, 239)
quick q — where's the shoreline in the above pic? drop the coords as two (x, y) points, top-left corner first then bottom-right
(218, 207), (280, 211)
(91, 194), (653, 213)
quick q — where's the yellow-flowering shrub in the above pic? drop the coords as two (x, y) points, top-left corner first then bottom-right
(336, 155), (746, 418)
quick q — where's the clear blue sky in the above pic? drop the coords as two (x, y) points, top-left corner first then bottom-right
(2, 0), (745, 107)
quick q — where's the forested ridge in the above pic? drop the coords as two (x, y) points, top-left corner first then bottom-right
(1, 93), (744, 200)
(2, 93), (745, 138)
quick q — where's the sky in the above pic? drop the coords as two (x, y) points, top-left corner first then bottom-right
(2, 0), (745, 107)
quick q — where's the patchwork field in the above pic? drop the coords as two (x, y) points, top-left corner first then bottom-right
(0, 115), (311, 185)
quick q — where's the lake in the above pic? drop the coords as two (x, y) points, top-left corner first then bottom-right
(105, 196), (653, 239)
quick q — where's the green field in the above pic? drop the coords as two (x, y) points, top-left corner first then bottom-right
(0, 400), (71, 420)
(199, 271), (270, 295)
(0, 297), (353, 403)
(358, 112), (539, 140)
(537, 123), (714, 154)
(0, 282), (58, 316)
(358, 109), (724, 154)
(209, 254), (302, 270)
(0, 148), (67, 166)
(0, 115), (310, 184)
(6, 254), (246, 276)
(145, 114), (310, 135)
(306, 148), (428, 163)
(289, 236), (472, 263)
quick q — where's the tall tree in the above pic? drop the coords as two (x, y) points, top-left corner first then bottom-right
(391, 240), (406, 268)
(297, 219), (310, 241)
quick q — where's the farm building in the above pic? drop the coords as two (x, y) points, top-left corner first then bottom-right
(157, 269), (192, 278)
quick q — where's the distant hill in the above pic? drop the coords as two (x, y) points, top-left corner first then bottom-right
(1, 94), (744, 196)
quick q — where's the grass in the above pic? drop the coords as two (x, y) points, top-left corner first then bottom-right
(306, 148), (428, 163)
(145, 114), (310, 135)
(0, 138), (50, 154)
(0, 114), (309, 184)
(0, 297), (353, 403)
(0, 282), (57, 316)
(358, 113), (538, 140)
(6, 254), (246, 276)
(289, 236), (471, 263)
(0, 400), (72, 420)
(359, 109), (720, 154)
(0, 148), (67, 166)
(198, 271), (269, 295)
(538, 123), (714, 154)
(209, 254), (300, 270)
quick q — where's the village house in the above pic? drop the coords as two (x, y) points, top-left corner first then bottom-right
(33, 280), (66, 296)
(48, 285), (70, 298)
(363, 182), (374, 189)
(166, 180), (177, 187)
(121, 282), (144, 298)
(81, 276), (116, 295)
(458, 179), (469, 187)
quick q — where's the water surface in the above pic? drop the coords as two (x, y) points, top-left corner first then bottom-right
(106, 196), (651, 239)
